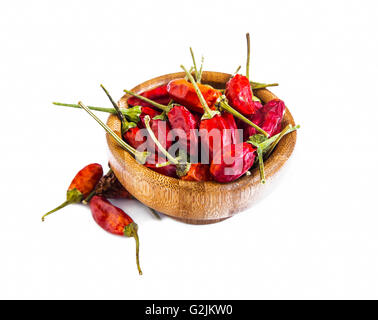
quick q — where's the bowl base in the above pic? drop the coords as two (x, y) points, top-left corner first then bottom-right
(171, 216), (230, 225)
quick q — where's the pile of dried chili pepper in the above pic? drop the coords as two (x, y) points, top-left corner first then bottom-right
(46, 33), (299, 275)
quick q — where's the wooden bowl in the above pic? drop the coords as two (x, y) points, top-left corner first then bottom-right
(107, 71), (297, 224)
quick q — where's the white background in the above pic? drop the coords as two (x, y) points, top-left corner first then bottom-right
(0, 0), (377, 300)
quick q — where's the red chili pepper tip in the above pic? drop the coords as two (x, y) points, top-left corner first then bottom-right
(41, 163), (103, 222)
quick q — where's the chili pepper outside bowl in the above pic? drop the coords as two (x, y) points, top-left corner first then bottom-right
(107, 72), (297, 224)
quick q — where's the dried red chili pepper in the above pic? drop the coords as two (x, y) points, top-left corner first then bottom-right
(204, 34), (268, 138)
(199, 113), (238, 161)
(237, 99), (285, 141)
(166, 78), (221, 114)
(260, 99), (286, 136)
(211, 124), (300, 183)
(127, 85), (171, 109)
(225, 74), (257, 116)
(181, 163), (211, 181)
(224, 34), (259, 116)
(167, 105), (198, 156)
(210, 143), (256, 183)
(89, 195), (142, 275)
(41, 163), (103, 221)
(123, 126), (146, 149)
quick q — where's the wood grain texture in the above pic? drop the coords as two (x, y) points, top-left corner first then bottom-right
(107, 71), (297, 224)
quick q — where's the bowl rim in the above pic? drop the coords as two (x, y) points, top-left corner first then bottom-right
(107, 71), (297, 194)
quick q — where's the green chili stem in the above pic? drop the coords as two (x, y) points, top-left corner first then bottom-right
(251, 82), (279, 90)
(53, 102), (119, 114)
(190, 47), (199, 81)
(155, 157), (182, 167)
(217, 96), (269, 137)
(124, 223), (142, 275)
(256, 147), (266, 184)
(100, 84), (125, 123)
(123, 90), (170, 113)
(180, 65), (219, 120)
(78, 101), (149, 164)
(198, 56), (204, 83)
(263, 125), (300, 158)
(246, 33), (251, 80)
(41, 200), (71, 222)
(133, 229), (142, 275)
(52, 102), (141, 122)
(82, 190), (96, 205)
(143, 115), (178, 165)
(185, 67), (194, 81)
(232, 65), (241, 78)
(100, 84), (135, 133)
(218, 82), (278, 93)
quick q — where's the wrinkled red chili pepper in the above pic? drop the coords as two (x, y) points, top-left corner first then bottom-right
(167, 105), (198, 156)
(224, 34), (257, 116)
(89, 195), (142, 275)
(123, 126), (146, 149)
(225, 74), (258, 116)
(166, 78), (221, 113)
(199, 113), (239, 161)
(237, 99), (285, 140)
(260, 99), (286, 136)
(212, 33), (268, 137)
(210, 143), (256, 183)
(127, 85), (170, 108)
(181, 163), (211, 181)
(41, 163), (103, 221)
